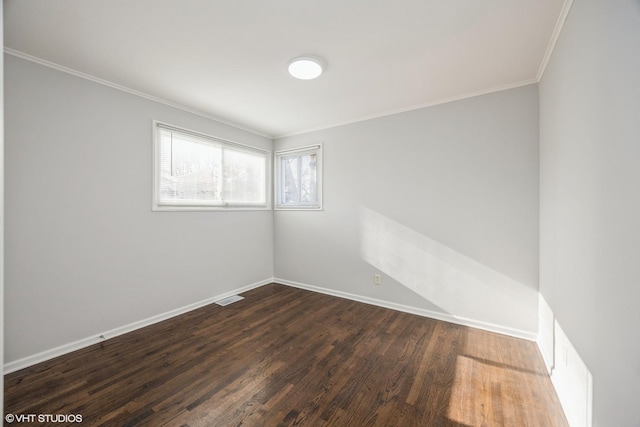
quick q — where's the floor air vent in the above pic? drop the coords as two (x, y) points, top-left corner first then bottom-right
(215, 295), (245, 306)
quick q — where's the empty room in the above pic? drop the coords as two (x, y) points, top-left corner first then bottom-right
(2, 0), (639, 426)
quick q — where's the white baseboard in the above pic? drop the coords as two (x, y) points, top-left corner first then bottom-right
(4, 278), (273, 374)
(274, 278), (537, 341)
(3, 276), (540, 375)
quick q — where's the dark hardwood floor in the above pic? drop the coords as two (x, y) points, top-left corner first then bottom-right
(5, 283), (568, 426)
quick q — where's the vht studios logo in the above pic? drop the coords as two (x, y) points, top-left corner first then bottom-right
(5, 413), (83, 423)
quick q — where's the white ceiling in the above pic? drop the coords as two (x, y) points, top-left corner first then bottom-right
(4, 0), (568, 138)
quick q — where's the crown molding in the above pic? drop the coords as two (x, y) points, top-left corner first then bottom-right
(4, 47), (273, 139)
(275, 0), (575, 139)
(6, 0), (575, 143)
(536, 0), (575, 82)
(275, 78), (538, 139)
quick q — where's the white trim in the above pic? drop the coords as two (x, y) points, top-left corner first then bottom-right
(274, 207), (323, 211)
(7, 0), (576, 144)
(275, 145), (322, 155)
(276, 0), (577, 141)
(3, 278), (273, 374)
(4, 275), (540, 374)
(536, 0), (575, 81)
(274, 278), (537, 341)
(274, 79), (538, 138)
(152, 205), (272, 212)
(274, 0), (575, 140)
(7, 22), (576, 143)
(4, 47), (273, 139)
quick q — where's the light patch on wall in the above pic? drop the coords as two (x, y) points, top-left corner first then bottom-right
(552, 320), (593, 427)
(538, 293), (555, 373)
(538, 295), (593, 427)
(359, 206), (537, 332)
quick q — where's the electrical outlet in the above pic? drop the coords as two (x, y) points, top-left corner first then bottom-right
(374, 274), (382, 285)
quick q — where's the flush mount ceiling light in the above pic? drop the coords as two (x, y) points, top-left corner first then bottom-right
(288, 56), (324, 80)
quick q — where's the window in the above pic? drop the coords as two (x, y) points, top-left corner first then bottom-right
(153, 122), (270, 210)
(275, 145), (322, 210)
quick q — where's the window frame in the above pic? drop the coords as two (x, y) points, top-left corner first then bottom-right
(274, 144), (323, 211)
(152, 120), (271, 211)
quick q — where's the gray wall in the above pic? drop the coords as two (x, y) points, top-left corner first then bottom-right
(539, 0), (640, 425)
(274, 85), (540, 335)
(4, 55), (274, 363)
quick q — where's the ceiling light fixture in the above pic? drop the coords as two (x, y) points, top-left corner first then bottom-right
(288, 56), (324, 80)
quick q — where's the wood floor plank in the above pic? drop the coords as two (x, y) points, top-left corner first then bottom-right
(4, 283), (568, 426)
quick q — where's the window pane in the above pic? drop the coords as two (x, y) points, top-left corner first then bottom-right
(281, 156), (300, 204)
(222, 148), (266, 204)
(159, 129), (222, 205)
(155, 123), (270, 210)
(300, 154), (317, 204)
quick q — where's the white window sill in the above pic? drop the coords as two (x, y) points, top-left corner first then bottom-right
(153, 205), (271, 212)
